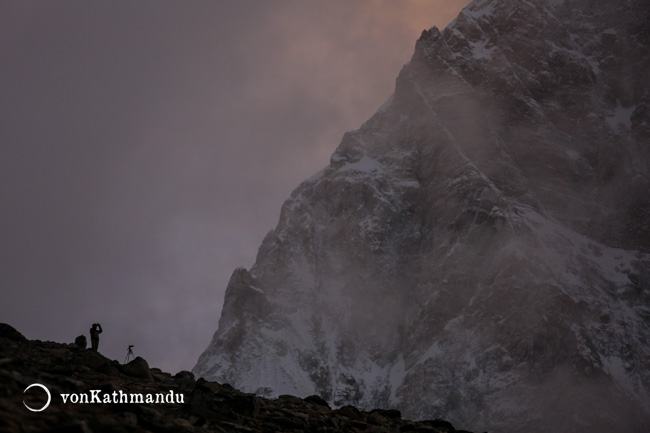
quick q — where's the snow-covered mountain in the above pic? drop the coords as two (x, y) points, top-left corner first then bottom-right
(194, 0), (650, 431)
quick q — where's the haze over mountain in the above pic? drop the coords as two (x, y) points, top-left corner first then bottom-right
(1, 1), (467, 374)
(194, 0), (650, 431)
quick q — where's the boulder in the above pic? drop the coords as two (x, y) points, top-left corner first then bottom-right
(304, 394), (331, 409)
(119, 356), (153, 380)
(173, 370), (196, 391)
(0, 323), (27, 342)
(74, 335), (87, 349)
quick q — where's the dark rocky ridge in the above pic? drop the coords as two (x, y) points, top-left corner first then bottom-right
(0, 324), (478, 433)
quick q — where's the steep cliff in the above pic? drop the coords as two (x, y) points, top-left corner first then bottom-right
(194, 0), (650, 431)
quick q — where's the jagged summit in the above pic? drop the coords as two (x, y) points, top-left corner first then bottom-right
(194, 0), (650, 431)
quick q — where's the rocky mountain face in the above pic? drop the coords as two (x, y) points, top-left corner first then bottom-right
(0, 323), (472, 433)
(194, 0), (650, 431)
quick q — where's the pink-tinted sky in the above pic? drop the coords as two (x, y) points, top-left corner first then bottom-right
(1, 1), (469, 373)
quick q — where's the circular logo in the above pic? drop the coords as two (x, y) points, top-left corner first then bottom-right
(23, 383), (51, 412)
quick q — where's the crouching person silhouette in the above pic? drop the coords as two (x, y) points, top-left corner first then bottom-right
(90, 323), (103, 351)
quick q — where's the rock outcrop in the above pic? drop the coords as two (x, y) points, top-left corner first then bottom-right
(194, 0), (650, 432)
(0, 323), (474, 432)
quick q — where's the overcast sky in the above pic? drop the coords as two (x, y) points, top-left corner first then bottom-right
(1, 1), (469, 373)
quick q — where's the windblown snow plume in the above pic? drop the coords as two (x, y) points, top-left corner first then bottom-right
(195, 0), (650, 431)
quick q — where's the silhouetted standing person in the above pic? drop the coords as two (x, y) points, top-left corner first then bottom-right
(90, 323), (102, 351)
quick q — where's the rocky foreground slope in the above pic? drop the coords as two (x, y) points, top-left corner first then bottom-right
(0, 324), (477, 433)
(194, 0), (650, 432)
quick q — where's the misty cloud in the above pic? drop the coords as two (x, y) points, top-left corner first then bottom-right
(0, 1), (468, 372)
